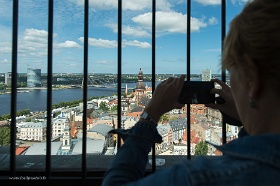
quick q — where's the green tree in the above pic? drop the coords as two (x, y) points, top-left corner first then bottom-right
(0, 127), (10, 146)
(169, 116), (178, 121)
(111, 105), (118, 112)
(195, 141), (208, 155)
(122, 93), (127, 98)
(25, 118), (32, 122)
(16, 109), (30, 117)
(99, 101), (109, 112)
(159, 114), (169, 123)
(0, 114), (10, 121)
(87, 96), (98, 101)
(0, 109), (30, 121)
(0, 84), (7, 90)
(17, 82), (27, 87)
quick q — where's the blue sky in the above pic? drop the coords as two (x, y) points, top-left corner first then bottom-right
(0, 0), (248, 74)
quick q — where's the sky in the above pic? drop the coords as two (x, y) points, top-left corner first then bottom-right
(0, 0), (248, 74)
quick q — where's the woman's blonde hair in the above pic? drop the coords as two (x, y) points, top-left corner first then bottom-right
(222, 0), (280, 91)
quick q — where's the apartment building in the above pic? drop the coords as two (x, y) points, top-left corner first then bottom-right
(19, 122), (46, 141)
(52, 117), (68, 138)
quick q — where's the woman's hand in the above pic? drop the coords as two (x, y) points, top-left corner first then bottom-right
(205, 79), (241, 122)
(144, 75), (185, 123)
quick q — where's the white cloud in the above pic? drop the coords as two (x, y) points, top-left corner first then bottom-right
(0, 58), (10, 63)
(123, 0), (153, 11)
(0, 45), (11, 54)
(79, 37), (117, 48)
(123, 40), (151, 48)
(231, 0), (251, 5)
(194, 0), (221, 6)
(18, 29), (80, 55)
(18, 29), (48, 56)
(208, 16), (218, 25)
(105, 23), (118, 33)
(122, 26), (150, 37)
(195, 0), (250, 6)
(95, 60), (116, 65)
(75, 0), (117, 10)
(132, 11), (207, 33)
(79, 37), (151, 49)
(0, 25), (12, 42)
(55, 40), (81, 48)
(24, 29), (48, 39)
(106, 23), (150, 37)
(74, 0), (172, 11)
(0, 28), (82, 63)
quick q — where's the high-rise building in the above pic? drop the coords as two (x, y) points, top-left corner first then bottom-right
(202, 69), (212, 81)
(27, 68), (42, 87)
(4, 72), (12, 85)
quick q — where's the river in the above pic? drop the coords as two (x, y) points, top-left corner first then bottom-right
(0, 82), (157, 116)
(0, 77), (213, 116)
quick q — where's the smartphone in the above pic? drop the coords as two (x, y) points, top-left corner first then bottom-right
(178, 81), (215, 104)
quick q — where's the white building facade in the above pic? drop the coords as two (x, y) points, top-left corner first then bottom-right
(52, 117), (68, 138)
(19, 122), (46, 141)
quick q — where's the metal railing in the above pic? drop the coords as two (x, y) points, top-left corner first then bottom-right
(8, 0), (227, 181)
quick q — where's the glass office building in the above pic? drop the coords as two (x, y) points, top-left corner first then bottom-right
(27, 68), (42, 87)
(4, 72), (12, 85)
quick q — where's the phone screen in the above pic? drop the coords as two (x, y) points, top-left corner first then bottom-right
(178, 81), (215, 104)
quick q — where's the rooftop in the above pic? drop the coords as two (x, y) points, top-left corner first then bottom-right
(88, 124), (113, 137)
(20, 121), (47, 129)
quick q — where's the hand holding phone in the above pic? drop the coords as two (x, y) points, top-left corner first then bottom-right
(178, 81), (215, 104)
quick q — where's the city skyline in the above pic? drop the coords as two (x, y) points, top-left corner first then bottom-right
(0, 0), (247, 74)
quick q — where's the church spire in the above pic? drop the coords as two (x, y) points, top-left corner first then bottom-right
(138, 68), (143, 81)
(136, 68), (145, 89)
(135, 68), (146, 106)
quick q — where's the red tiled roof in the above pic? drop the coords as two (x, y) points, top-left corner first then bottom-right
(126, 112), (142, 119)
(146, 87), (152, 91)
(213, 149), (222, 156)
(192, 137), (201, 144)
(182, 129), (199, 142)
(71, 126), (78, 138)
(16, 146), (29, 155)
(87, 118), (93, 124)
(191, 129), (196, 138)
(182, 130), (187, 141)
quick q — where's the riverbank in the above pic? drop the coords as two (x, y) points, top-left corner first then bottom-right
(0, 85), (79, 95)
(0, 85), (120, 116)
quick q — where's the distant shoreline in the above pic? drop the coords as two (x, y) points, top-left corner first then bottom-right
(0, 86), (77, 95)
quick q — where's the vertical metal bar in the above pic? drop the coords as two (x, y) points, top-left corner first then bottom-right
(10, 0), (18, 177)
(46, 0), (54, 178)
(221, 0), (227, 145)
(117, 0), (122, 149)
(82, 0), (89, 179)
(186, 0), (191, 159)
(151, 0), (156, 172)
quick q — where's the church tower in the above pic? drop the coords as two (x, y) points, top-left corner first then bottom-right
(135, 68), (146, 105)
(62, 125), (71, 150)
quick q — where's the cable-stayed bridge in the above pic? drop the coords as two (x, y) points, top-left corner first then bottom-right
(81, 76), (133, 90)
